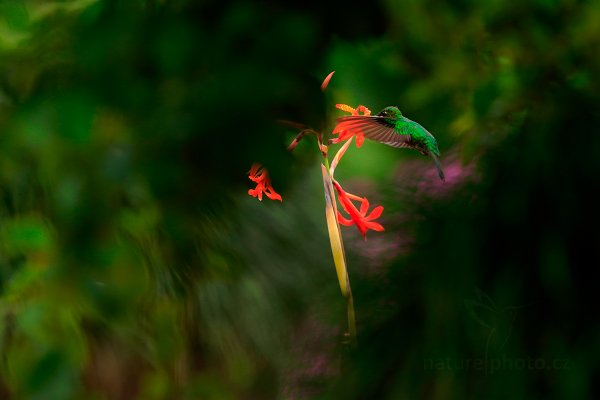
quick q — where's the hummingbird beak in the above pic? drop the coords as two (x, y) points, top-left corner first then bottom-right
(431, 153), (445, 182)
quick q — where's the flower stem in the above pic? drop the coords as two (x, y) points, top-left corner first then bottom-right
(321, 159), (356, 344)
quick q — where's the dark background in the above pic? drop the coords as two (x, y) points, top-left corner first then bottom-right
(1, 0), (598, 399)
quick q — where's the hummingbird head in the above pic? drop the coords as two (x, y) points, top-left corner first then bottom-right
(376, 106), (403, 120)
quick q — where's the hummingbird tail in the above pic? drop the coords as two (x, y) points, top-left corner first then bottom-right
(430, 153), (445, 182)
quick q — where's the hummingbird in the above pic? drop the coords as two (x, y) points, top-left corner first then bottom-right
(336, 106), (445, 181)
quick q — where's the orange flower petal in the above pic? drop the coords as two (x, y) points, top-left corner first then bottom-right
(247, 164), (282, 202)
(336, 104), (357, 114)
(248, 163), (261, 176)
(359, 197), (370, 215)
(336, 211), (354, 226)
(365, 221), (384, 232)
(333, 180), (384, 239)
(265, 188), (282, 202)
(367, 205), (383, 220)
(355, 135), (364, 147)
(356, 105), (372, 116)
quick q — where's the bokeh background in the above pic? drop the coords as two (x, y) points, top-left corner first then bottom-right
(1, 0), (599, 399)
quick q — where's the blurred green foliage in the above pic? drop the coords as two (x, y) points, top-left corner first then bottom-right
(1, 0), (599, 399)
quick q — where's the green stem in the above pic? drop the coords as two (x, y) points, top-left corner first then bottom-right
(347, 291), (356, 345)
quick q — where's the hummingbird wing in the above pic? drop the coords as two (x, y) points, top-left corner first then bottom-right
(335, 116), (413, 148)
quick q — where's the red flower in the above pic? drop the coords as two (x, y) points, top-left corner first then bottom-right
(248, 164), (282, 202)
(332, 104), (372, 148)
(333, 180), (384, 239)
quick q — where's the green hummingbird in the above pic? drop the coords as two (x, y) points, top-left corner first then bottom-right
(336, 106), (445, 181)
